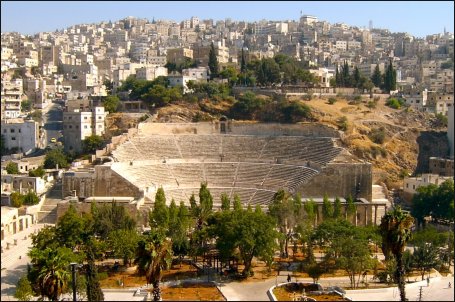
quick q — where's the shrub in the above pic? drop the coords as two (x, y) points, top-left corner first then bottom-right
(337, 116), (348, 131)
(386, 98), (405, 109)
(6, 162), (19, 174)
(23, 191), (40, 205)
(328, 97), (337, 105)
(11, 192), (24, 208)
(369, 127), (386, 144)
(366, 100), (377, 109)
(29, 166), (45, 177)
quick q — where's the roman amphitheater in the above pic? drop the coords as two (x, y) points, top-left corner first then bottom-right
(61, 119), (389, 226)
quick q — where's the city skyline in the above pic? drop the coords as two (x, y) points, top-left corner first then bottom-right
(1, 1), (454, 38)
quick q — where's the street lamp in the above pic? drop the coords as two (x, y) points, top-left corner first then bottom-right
(70, 262), (78, 302)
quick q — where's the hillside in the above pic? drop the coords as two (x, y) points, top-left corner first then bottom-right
(124, 94), (448, 188)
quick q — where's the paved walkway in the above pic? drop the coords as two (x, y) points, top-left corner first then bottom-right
(1, 223), (47, 301)
(215, 269), (454, 301)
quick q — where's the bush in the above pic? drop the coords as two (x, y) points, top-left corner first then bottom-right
(369, 127), (386, 144)
(29, 166), (45, 177)
(386, 98), (405, 109)
(337, 116), (348, 131)
(6, 162), (19, 174)
(11, 192), (24, 208)
(328, 97), (337, 105)
(366, 100), (377, 109)
(23, 191), (40, 205)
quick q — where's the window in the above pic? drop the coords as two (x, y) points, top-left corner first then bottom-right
(11, 137), (16, 140)
(18, 129), (21, 133)
(10, 129), (15, 133)
(98, 116), (102, 119)
(84, 116), (88, 120)
(98, 125), (102, 128)
(84, 125), (87, 129)
(69, 125), (72, 129)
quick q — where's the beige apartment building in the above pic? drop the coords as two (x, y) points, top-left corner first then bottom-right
(62, 107), (106, 153)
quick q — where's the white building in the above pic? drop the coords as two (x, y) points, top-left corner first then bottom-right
(62, 107), (106, 153)
(403, 173), (453, 195)
(1, 119), (41, 155)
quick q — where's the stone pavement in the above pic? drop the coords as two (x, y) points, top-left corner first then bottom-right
(1, 223), (47, 301)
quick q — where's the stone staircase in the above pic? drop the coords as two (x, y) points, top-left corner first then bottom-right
(37, 181), (62, 224)
(372, 184), (392, 223)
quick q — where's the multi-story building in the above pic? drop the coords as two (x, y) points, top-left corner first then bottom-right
(1, 119), (42, 155)
(429, 157), (454, 176)
(62, 107), (106, 153)
(449, 105), (454, 159)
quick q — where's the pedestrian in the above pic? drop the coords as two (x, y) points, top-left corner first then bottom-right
(426, 277), (430, 286)
(449, 282), (452, 288)
(287, 273), (291, 283)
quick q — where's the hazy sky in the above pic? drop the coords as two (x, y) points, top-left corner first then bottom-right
(1, 1), (454, 38)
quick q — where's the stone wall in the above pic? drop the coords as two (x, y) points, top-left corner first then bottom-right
(297, 162), (372, 201)
(94, 165), (144, 199)
(138, 121), (340, 138)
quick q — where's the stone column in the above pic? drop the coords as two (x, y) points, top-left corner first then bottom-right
(364, 205), (368, 226)
(374, 205), (378, 226)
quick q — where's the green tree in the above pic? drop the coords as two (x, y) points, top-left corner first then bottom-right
(82, 135), (104, 154)
(108, 229), (140, 266)
(85, 239), (104, 301)
(92, 201), (136, 238)
(371, 64), (382, 87)
(23, 191), (40, 205)
(230, 91), (263, 120)
(14, 275), (34, 301)
(346, 195), (356, 222)
(333, 197), (343, 219)
(102, 95), (120, 113)
(322, 194), (334, 220)
(379, 206), (414, 302)
(11, 191), (24, 208)
(6, 162), (19, 174)
(303, 198), (317, 225)
(28, 246), (80, 301)
(134, 233), (173, 301)
(337, 237), (374, 288)
(383, 59), (397, 92)
(29, 166), (46, 177)
(208, 42), (219, 78)
(306, 263), (324, 283)
(412, 243), (441, 280)
(44, 148), (69, 169)
(221, 193), (231, 211)
(56, 205), (90, 250)
(240, 48), (247, 73)
(21, 99), (32, 112)
(269, 190), (296, 258)
(150, 187), (169, 235)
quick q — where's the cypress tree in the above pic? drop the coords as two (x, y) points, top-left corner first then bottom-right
(208, 42), (219, 79)
(371, 64), (382, 87)
(240, 48), (246, 73)
(86, 242), (104, 301)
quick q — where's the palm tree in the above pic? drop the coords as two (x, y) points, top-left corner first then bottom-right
(379, 206), (414, 302)
(29, 247), (74, 301)
(135, 233), (173, 301)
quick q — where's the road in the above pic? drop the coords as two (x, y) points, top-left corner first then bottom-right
(43, 102), (63, 147)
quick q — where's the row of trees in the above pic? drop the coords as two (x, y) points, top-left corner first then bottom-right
(333, 59), (397, 93)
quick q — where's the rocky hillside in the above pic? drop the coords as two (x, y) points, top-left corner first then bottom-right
(113, 94), (448, 188)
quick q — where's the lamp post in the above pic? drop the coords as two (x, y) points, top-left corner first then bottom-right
(70, 262), (78, 302)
